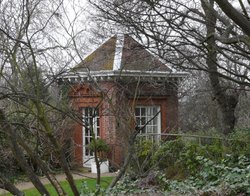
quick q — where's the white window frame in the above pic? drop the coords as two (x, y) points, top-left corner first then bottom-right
(82, 107), (100, 167)
(135, 106), (161, 141)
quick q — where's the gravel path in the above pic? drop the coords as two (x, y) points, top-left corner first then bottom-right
(0, 172), (117, 195)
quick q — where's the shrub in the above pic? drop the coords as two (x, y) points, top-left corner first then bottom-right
(87, 138), (110, 161)
(228, 129), (250, 157)
(152, 138), (185, 170)
(160, 155), (250, 195)
(128, 140), (158, 178)
(123, 129), (250, 195)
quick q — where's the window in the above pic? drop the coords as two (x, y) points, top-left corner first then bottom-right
(135, 106), (161, 141)
(83, 107), (100, 166)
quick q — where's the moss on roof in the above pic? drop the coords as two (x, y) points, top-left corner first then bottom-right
(74, 36), (116, 71)
(73, 34), (171, 72)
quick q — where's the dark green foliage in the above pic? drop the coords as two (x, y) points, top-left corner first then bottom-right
(153, 138), (184, 170)
(228, 129), (250, 157)
(58, 82), (71, 102)
(120, 129), (250, 195)
(128, 140), (158, 177)
(160, 155), (250, 195)
(87, 138), (110, 163)
(18, 65), (50, 102)
(0, 148), (21, 180)
(87, 138), (110, 153)
(0, 128), (21, 179)
(151, 138), (222, 179)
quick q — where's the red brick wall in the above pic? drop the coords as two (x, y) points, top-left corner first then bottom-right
(69, 81), (179, 167)
(70, 84), (101, 166)
(70, 82), (121, 166)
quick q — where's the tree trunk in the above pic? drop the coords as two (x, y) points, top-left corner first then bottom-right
(0, 109), (50, 196)
(0, 175), (24, 196)
(18, 138), (66, 196)
(94, 145), (101, 185)
(34, 102), (80, 196)
(44, 132), (79, 196)
(218, 95), (238, 134)
(214, 0), (250, 37)
(59, 148), (80, 196)
(201, 0), (238, 135)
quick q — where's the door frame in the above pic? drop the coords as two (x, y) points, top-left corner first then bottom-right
(82, 107), (100, 167)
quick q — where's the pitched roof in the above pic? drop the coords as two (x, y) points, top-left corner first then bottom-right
(74, 34), (172, 72)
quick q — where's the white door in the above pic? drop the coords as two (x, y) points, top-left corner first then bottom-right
(82, 107), (100, 167)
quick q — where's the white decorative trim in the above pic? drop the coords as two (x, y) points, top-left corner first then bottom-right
(59, 63), (189, 84)
(113, 34), (124, 70)
(67, 70), (187, 77)
(59, 70), (188, 84)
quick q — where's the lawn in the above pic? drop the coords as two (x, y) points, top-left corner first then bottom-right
(2, 177), (113, 196)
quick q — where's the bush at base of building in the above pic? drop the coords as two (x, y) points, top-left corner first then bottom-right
(114, 129), (250, 195)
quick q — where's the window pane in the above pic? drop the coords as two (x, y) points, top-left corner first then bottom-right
(135, 106), (160, 142)
(147, 126), (153, 133)
(136, 118), (140, 125)
(97, 128), (100, 136)
(152, 126), (157, 133)
(141, 108), (146, 116)
(97, 118), (100, 126)
(147, 117), (153, 125)
(141, 117), (146, 125)
(83, 107), (100, 156)
(153, 107), (158, 115)
(153, 117), (157, 125)
(141, 127), (146, 134)
(135, 108), (140, 116)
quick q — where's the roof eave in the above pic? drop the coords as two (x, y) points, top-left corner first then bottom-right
(58, 70), (188, 84)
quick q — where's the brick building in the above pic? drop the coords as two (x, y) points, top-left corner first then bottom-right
(61, 34), (186, 168)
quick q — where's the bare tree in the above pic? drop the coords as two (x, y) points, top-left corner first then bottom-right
(89, 0), (250, 134)
(179, 73), (220, 131)
(214, 0), (250, 36)
(0, 0), (88, 195)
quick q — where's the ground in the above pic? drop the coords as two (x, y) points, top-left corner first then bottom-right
(0, 171), (117, 195)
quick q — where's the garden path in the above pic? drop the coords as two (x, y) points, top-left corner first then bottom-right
(0, 172), (117, 195)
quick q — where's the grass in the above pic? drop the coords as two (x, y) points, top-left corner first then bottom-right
(2, 177), (113, 196)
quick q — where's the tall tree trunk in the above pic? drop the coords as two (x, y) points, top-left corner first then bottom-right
(201, 0), (238, 135)
(92, 137), (101, 186)
(18, 138), (66, 196)
(44, 131), (79, 196)
(0, 175), (24, 196)
(59, 146), (80, 196)
(34, 102), (80, 196)
(0, 109), (50, 196)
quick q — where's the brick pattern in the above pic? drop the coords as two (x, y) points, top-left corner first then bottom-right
(70, 81), (178, 167)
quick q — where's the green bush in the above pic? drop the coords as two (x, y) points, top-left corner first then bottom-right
(160, 155), (250, 195)
(228, 129), (250, 157)
(128, 138), (225, 180)
(151, 139), (224, 179)
(124, 129), (250, 194)
(128, 140), (158, 177)
(108, 129), (250, 196)
(152, 138), (185, 170)
(87, 138), (110, 153)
